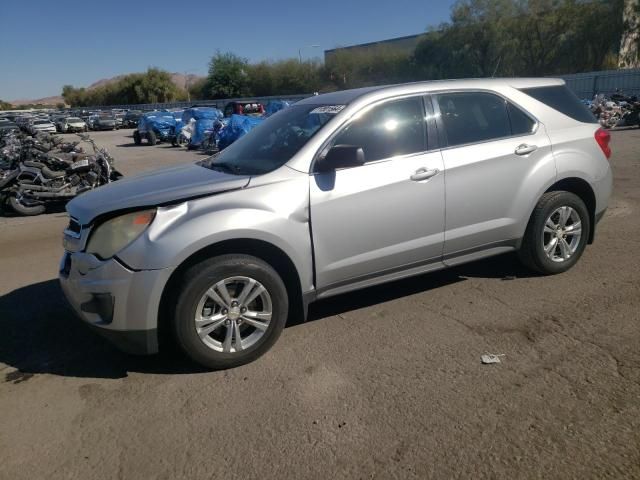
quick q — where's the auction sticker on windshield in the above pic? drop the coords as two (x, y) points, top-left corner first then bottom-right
(310, 105), (345, 114)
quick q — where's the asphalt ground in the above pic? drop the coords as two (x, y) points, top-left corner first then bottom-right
(1, 128), (639, 479)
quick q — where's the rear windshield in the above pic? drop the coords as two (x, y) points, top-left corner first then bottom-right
(520, 85), (597, 124)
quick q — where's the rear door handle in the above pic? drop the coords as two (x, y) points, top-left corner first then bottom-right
(515, 144), (538, 155)
(410, 167), (440, 181)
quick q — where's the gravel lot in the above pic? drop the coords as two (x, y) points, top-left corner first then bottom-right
(1, 128), (639, 479)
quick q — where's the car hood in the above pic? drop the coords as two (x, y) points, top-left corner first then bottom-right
(67, 162), (250, 225)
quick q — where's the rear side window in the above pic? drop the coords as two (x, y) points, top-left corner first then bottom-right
(435, 92), (512, 146)
(332, 97), (426, 162)
(520, 85), (597, 124)
(507, 103), (536, 135)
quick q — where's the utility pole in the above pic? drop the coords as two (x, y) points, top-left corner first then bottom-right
(298, 44), (321, 63)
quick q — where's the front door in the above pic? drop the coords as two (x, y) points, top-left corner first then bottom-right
(310, 96), (446, 293)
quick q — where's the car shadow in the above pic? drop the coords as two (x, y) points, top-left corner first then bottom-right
(0, 253), (535, 380)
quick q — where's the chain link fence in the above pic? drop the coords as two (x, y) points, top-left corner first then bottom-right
(73, 68), (640, 111)
(559, 68), (640, 99)
(90, 94), (314, 112)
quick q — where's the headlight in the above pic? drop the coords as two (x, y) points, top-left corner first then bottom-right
(86, 209), (156, 260)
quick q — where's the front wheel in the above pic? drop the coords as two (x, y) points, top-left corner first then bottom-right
(172, 254), (289, 370)
(133, 130), (141, 145)
(518, 191), (590, 275)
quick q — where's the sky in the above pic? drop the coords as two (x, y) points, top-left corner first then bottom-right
(0, 0), (456, 101)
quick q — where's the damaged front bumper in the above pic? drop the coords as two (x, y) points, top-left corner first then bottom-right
(59, 251), (174, 355)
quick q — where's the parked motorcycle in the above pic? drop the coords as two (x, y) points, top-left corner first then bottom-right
(0, 132), (122, 216)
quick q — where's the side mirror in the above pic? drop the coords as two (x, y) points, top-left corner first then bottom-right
(316, 145), (366, 172)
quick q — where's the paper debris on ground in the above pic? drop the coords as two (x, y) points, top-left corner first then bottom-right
(481, 354), (505, 364)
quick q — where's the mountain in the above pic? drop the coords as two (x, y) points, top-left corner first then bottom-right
(10, 95), (64, 107)
(10, 72), (205, 106)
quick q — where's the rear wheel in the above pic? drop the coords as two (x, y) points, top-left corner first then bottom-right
(147, 130), (157, 145)
(133, 131), (141, 145)
(172, 255), (288, 370)
(518, 191), (590, 275)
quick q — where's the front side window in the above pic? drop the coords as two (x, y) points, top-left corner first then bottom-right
(436, 92), (512, 147)
(330, 97), (426, 163)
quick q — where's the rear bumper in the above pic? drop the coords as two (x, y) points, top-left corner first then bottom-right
(59, 251), (174, 355)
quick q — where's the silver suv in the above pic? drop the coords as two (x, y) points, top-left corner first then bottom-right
(60, 78), (612, 369)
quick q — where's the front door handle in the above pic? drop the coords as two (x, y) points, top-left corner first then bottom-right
(410, 167), (439, 181)
(515, 144), (538, 155)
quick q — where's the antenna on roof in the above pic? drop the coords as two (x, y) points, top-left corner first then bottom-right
(492, 57), (502, 78)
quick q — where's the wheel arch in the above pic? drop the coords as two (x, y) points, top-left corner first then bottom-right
(545, 177), (596, 244)
(158, 238), (305, 350)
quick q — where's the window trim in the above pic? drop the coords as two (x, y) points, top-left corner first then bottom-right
(310, 93), (434, 173)
(431, 89), (539, 151)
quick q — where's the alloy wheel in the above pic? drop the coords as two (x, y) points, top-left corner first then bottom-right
(194, 276), (273, 353)
(542, 206), (583, 262)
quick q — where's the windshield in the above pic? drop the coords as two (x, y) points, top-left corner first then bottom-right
(201, 104), (340, 175)
(34, 120), (50, 125)
(67, 117), (82, 122)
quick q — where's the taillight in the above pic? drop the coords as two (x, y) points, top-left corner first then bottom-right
(594, 128), (611, 159)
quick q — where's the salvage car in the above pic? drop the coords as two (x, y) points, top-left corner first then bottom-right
(88, 115), (118, 131)
(60, 78), (612, 369)
(29, 119), (57, 134)
(57, 117), (88, 133)
(123, 110), (143, 128)
(133, 111), (175, 145)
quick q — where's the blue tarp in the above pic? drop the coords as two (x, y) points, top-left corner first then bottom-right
(190, 118), (217, 146)
(182, 107), (223, 124)
(217, 114), (264, 150)
(138, 111), (176, 137)
(265, 100), (290, 117)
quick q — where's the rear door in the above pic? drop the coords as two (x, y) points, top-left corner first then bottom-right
(433, 91), (555, 260)
(310, 95), (445, 293)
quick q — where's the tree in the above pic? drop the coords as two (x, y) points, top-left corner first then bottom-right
(187, 77), (208, 100)
(0, 100), (13, 110)
(619, 0), (640, 68)
(61, 68), (186, 107)
(204, 52), (250, 99)
(414, 0), (624, 79)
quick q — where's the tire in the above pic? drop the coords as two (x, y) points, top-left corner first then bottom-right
(518, 191), (590, 275)
(147, 131), (157, 145)
(84, 126), (88, 132)
(9, 195), (45, 216)
(172, 254), (289, 370)
(133, 131), (141, 145)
